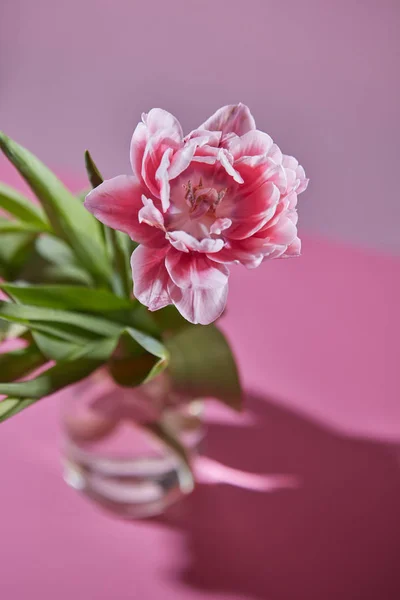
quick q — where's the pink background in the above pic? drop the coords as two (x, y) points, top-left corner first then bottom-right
(1, 1), (400, 598)
(1, 0), (400, 254)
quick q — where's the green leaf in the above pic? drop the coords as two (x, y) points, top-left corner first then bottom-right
(0, 232), (36, 280)
(165, 325), (243, 411)
(0, 364), (84, 399)
(0, 132), (112, 287)
(128, 326), (169, 381)
(0, 298), (159, 349)
(0, 337), (117, 399)
(1, 320), (98, 346)
(0, 232), (33, 264)
(31, 331), (82, 361)
(153, 305), (191, 333)
(0, 299), (156, 348)
(0, 216), (49, 234)
(35, 234), (77, 266)
(108, 354), (159, 387)
(108, 327), (169, 387)
(0, 345), (46, 383)
(0, 320), (27, 342)
(84, 151), (132, 298)
(112, 230), (133, 298)
(126, 303), (160, 337)
(0, 182), (49, 225)
(0, 301), (123, 338)
(0, 398), (37, 422)
(0, 283), (133, 313)
(84, 150), (111, 256)
(126, 327), (168, 362)
(30, 319), (150, 363)
(0, 338), (117, 422)
(84, 150), (103, 189)
(35, 264), (93, 286)
(63, 335), (119, 362)
(16, 237), (93, 286)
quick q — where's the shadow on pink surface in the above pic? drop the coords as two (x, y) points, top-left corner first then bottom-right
(159, 394), (400, 600)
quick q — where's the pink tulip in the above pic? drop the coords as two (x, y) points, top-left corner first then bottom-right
(85, 104), (308, 324)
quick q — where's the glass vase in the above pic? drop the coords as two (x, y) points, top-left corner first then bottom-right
(60, 370), (204, 519)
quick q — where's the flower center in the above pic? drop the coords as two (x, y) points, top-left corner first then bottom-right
(183, 178), (227, 219)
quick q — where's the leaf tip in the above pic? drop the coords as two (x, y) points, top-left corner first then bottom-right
(84, 149), (103, 189)
(0, 131), (9, 150)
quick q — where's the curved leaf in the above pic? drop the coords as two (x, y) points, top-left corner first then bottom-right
(0, 321), (27, 342)
(0, 216), (49, 234)
(166, 325), (243, 410)
(31, 331), (82, 361)
(0, 301), (123, 338)
(84, 150), (132, 298)
(15, 238), (93, 286)
(112, 230), (133, 298)
(0, 132), (112, 286)
(108, 354), (159, 387)
(35, 235), (77, 266)
(0, 345), (46, 383)
(1, 320), (98, 345)
(0, 182), (49, 225)
(0, 283), (133, 313)
(84, 150), (103, 189)
(0, 338), (117, 422)
(0, 232), (37, 280)
(153, 305), (191, 333)
(0, 337), (117, 400)
(0, 398), (36, 422)
(126, 327), (168, 361)
(36, 264), (93, 286)
(109, 327), (169, 387)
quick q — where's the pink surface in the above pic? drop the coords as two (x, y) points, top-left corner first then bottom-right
(1, 170), (400, 598)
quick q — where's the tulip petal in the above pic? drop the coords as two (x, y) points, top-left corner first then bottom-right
(143, 108), (183, 140)
(185, 129), (222, 147)
(130, 122), (148, 179)
(155, 148), (173, 211)
(210, 218), (232, 235)
(218, 149), (244, 184)
(267, 216), (298, 245)
(235, 158), (287, 195)
(167, 231), (224, 254)
(269, 143), (283, 164)
(166, 250), (229, 290)
(219, 182), (280, 240)
(282, 155), (299, 170)
(296, 166), (309, 194)
(227, 130), (273, 160)
(165, 250), (229, 324)
(138, 196), (165, 229)
(141, 135), (165, 199)
(168, 143), (197, 180)
(168, 281), (228, 325)
(199, 103), (256, 136)
(282, 236), (301, 257)
(209, 235), (273, 269)
(209, 244), (264, 269)
(84, 175), (165, 247)
(131, 245), (171, 311)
